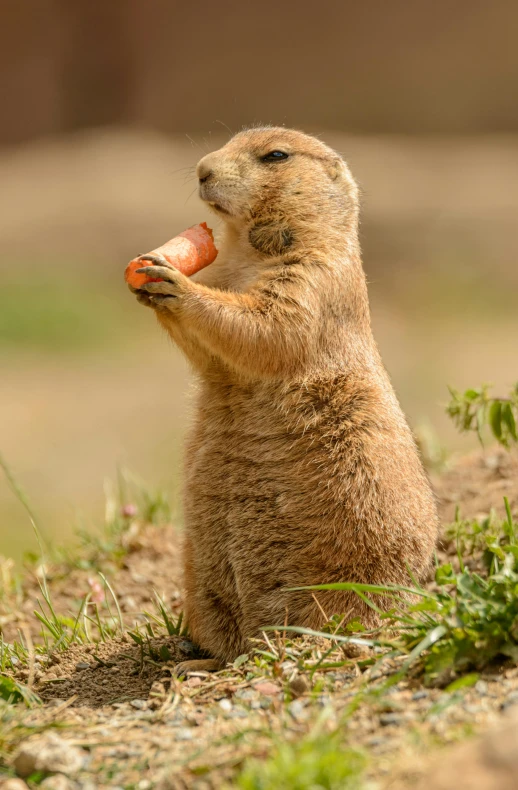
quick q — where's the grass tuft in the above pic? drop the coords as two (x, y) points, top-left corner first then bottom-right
(234, 729), (365, 790)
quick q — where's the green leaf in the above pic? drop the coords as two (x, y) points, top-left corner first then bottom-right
(489, 400), (502, 441)
(402, 624), (448, 670)
(263, 625), (379, 648)
(233, 653), (249, 669)
(502, 403), (518, 442)
(436, 564), (455, 585)
(0, 675), (41, 706)
(445, 672), (479, 692)
(287, 581), (435, 599)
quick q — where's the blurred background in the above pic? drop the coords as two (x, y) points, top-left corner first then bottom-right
(1, 0), (517, 561)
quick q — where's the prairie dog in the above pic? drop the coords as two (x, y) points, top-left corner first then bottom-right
(131, 127), (438, 672)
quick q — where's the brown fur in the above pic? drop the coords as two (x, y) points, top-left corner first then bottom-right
(131, 126), (439, 669)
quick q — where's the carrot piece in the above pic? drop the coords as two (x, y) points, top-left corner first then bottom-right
(125, 222), (218, 289)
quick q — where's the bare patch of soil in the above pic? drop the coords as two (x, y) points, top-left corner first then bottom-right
(36, 636), (195, 708)
(434, 447), (518, 523)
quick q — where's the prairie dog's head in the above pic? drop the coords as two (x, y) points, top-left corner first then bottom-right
(196, 127), (359, 256)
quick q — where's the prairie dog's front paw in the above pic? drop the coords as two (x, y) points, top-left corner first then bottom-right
(136, 258), (191, 309)
(132, 256), (192, 313)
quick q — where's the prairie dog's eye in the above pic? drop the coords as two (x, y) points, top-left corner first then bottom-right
(261, 151), (289, 163)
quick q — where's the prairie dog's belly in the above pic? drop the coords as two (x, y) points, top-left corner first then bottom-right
(185, 381), (295, 518)
(183, 381), (315, 567)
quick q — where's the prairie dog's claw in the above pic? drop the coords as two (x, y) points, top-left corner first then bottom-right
(137, 252), (172, 267)
(135, 265), (181, 284)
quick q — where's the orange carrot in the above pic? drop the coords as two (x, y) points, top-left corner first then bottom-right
(125, 222), (218, 289)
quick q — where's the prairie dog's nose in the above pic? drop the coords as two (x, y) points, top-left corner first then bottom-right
(197, 156), (215, 183)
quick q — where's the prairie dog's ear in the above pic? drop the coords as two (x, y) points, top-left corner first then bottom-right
(325, 157), (348, 181)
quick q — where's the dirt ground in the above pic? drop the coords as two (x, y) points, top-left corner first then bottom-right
(2, 447), (518, 788)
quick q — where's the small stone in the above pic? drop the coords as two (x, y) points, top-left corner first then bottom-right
(40, 775), (78, 790)
(185, 676), (202, 688)
(288, 699), (306, 720)
(218, 698), (232, 712)
(502, 690), (518, 710)
(475, 680), (488, 695)
(379, 713), (404, 726)
(254, 681), (280, 696)
(13, 732), (86, 778)
(178, 640), (196, 656)
(229, 707), (248, 718)
(1, 780), (30, 790)
(130, 699), (148, 710)
(137, 782), (152, 790)
(46, 698), (66, 708)
(176, 728), (194, 741)
(342, 643), (369, 659)
(412, 690), (428, 700)
(75, 662), (91, 671)
(289, 676), (308, 698)
(366, 736), (386, 748)
(234, 689), (255, 701)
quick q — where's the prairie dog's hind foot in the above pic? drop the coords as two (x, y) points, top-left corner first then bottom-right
(173, 658), (225, 677)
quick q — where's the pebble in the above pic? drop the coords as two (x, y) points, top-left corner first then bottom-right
(379, 713), (405, 726)
(254, 681), (280, 695)
(288, 700), (307, 720)
(218, 698), (232, 712)
(175, 728), (194, 741)
(75, 662), (91, 671)
(229, 707), (248, 719)
(40, 775), (78, 790)
(366, 736), (387, 748)
(412, 690), (428, 701)
(185, 676), (202, 688)
(130, 699), (148, 710)
(0, 780), (30, 790)
(289, 676), (309, 697)
(475, 680), (488, 695)
(178, 640), (196, 655)
(13, 732), (86, 778)
(234, 689), (255, 700)
(501, 690), (518, 710)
